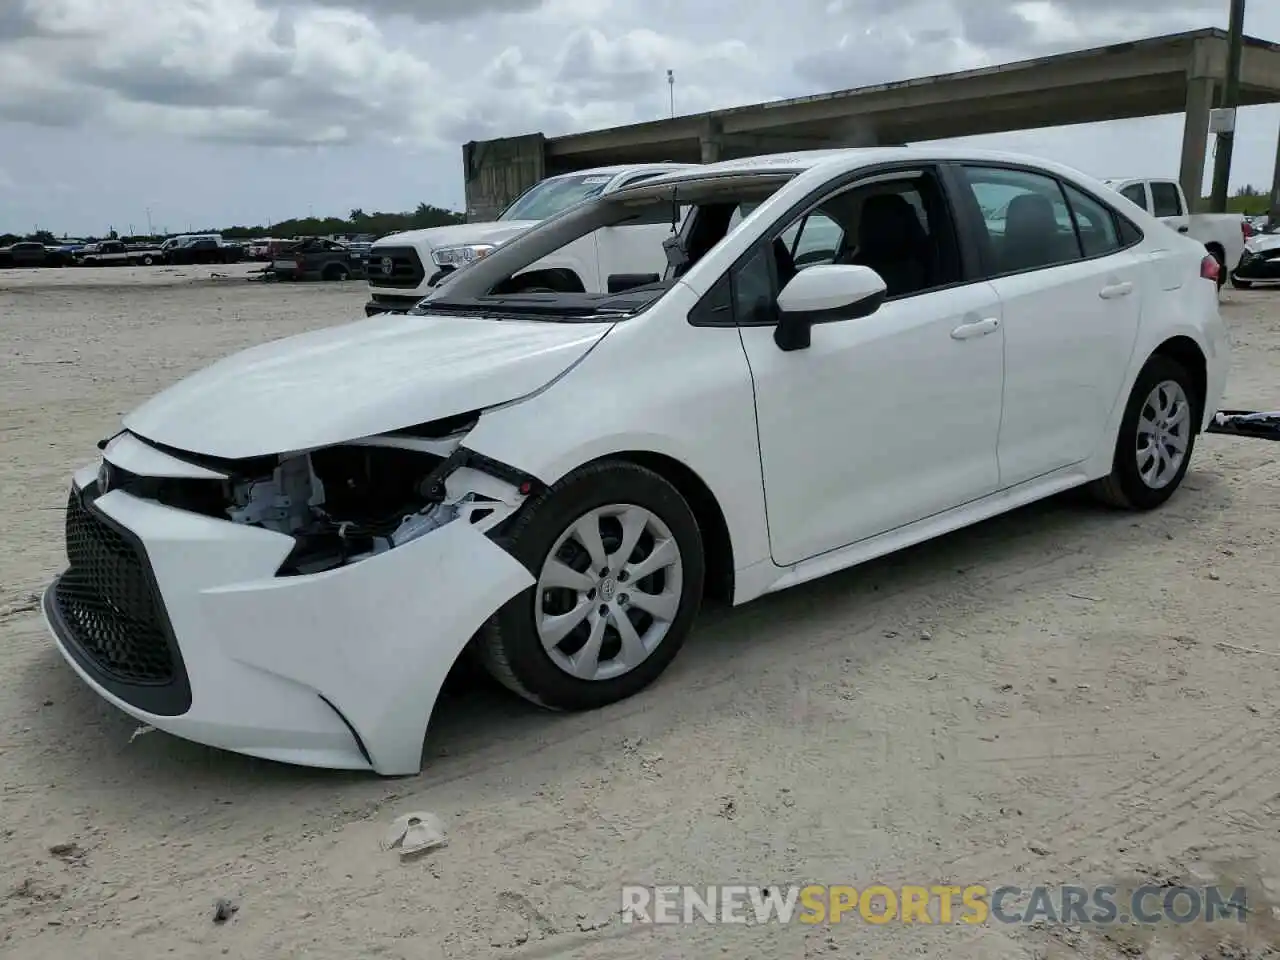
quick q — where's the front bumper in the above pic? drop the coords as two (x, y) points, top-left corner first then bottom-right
(42, 466), (533, 775)
(1232, 251), (1280, 282)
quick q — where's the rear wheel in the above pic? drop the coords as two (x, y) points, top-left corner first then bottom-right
(323, 263), (349, 281)
(1089, 354), (1200, 510)
(142, 255), (154, 265)
(479, 461), (705, 710)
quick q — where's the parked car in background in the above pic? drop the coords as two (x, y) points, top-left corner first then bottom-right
(0, 241), (74, 268)
(365, 162), (696, 316)
(1231, 230), (1280, 287)
(271, 237), (365, 281)
(77, 240), (165, 266)
(163, 236), (244, 265)
(1102, 177), (1246, 286)
(344, 239), (373, 263)
(40, 147), (1228, 774)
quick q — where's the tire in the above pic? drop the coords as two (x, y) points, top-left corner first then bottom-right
(1231, 275), (1254, 289)
(323, 264), (349, 282)
(1089, 354), (1200, 510)
(478, 460), (705, 711)
(142, 255), (154, 265)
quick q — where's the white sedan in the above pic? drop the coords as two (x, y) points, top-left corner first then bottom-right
(42, 147), (1229, 775)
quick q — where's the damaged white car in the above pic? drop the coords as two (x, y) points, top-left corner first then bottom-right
(43, 147), (1229, 775)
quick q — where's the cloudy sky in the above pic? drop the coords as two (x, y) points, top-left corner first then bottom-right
(1, 0), (1278, 236)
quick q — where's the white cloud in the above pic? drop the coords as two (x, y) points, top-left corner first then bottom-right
(0, 0), (1277, 234)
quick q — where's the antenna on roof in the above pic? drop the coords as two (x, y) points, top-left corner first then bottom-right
(667, 69), (675, 118)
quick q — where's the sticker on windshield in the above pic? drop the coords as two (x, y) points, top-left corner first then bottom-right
(581, 176), (612, 185)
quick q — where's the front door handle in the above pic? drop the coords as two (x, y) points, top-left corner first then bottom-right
(951, 317), (1001, 340)
(1099, 281), (1134, 299)
(1178, 225), (1190, 233)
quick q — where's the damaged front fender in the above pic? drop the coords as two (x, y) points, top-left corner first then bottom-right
(212, 514), (536, 775)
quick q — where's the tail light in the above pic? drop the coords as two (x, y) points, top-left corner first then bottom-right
(295, 257), (306, 270)
(1200, 253), (1221, 283)
(1242, 220), (1254, 240)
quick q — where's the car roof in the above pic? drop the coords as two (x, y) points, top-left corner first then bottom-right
(633, 146), (1106, 188)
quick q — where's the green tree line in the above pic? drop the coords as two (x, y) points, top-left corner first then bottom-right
(1217, 183), (1273, 216)
(1, 202), (465, 246)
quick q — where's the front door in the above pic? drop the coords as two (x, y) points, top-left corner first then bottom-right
(736, 167), (1006, 567)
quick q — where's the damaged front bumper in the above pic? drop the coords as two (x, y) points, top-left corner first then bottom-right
(1232, 249), (1280, 283)
(42, 460), (534, 775)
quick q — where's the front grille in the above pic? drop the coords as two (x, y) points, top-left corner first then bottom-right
(54, 491), (175, 684)
(366, 246), (426, 289)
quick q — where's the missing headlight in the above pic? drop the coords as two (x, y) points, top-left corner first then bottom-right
(264, 445), (537, 577)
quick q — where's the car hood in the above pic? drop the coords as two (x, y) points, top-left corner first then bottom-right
(124, 312), (610, 460)
(373, 220), (538, 252)
(1246, 233), (1280, 255)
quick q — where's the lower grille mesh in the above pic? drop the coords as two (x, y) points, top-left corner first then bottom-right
(54, 491), (175, 684)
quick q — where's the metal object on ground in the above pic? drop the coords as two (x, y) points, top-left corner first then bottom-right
(1205, 409), (1280, 440)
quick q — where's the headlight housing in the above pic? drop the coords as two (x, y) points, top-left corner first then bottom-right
(431, 243), (495, 267)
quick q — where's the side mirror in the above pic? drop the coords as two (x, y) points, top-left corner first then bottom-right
(773, 264), (887, 352)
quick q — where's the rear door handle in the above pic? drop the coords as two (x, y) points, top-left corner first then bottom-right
(1099, 281), (1134, 299)
(951, 317), (1000, 340)
(1178, 225), (1190, 233)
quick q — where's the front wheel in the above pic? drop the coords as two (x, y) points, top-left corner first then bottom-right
(1089, 354), (1200, 510)
(1230, 275), (1254, 289)
(478, 461), (705, 710)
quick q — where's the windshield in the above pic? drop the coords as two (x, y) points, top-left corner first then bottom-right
(420, 171), (796, 323)
(498, 173), (615, 222)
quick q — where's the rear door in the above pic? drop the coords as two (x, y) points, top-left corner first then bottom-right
(950, 164), (1144, 487)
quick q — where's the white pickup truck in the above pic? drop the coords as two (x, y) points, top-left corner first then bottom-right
(1102, 177), (1247, 286)
(364, 163), (695, 316)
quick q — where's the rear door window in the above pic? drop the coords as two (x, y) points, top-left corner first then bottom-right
(1061, 183), (1122, 258)
(1119, 183), (1149, 210)
(1149, 182), (1184, 218)
(959, 166), (1082, 274)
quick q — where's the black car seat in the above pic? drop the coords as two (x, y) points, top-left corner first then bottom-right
(852, 194), (930, 297)
(1002, 193), (1073, 272)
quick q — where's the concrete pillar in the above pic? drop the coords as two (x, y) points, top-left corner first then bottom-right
(1270, 121), (1280, 227)
(1178, 76), (1215, 215)
(700, 117), (723, 163)
(461, 133), (546, 222)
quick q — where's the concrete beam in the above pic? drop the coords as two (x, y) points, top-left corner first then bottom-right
(1270, 121), (1280, 225)
(461, 134), (546, 222)
(717, 131), (850, 154)
(472, 28), (1280, 212)
(1241, 43), (1280, 94)
(718, 53), (1191, 138)
(700, 117), (723, 163)
(1179, 77), (1215, 213)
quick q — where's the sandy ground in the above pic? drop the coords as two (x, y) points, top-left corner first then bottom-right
(2, 266), (1279, 959)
